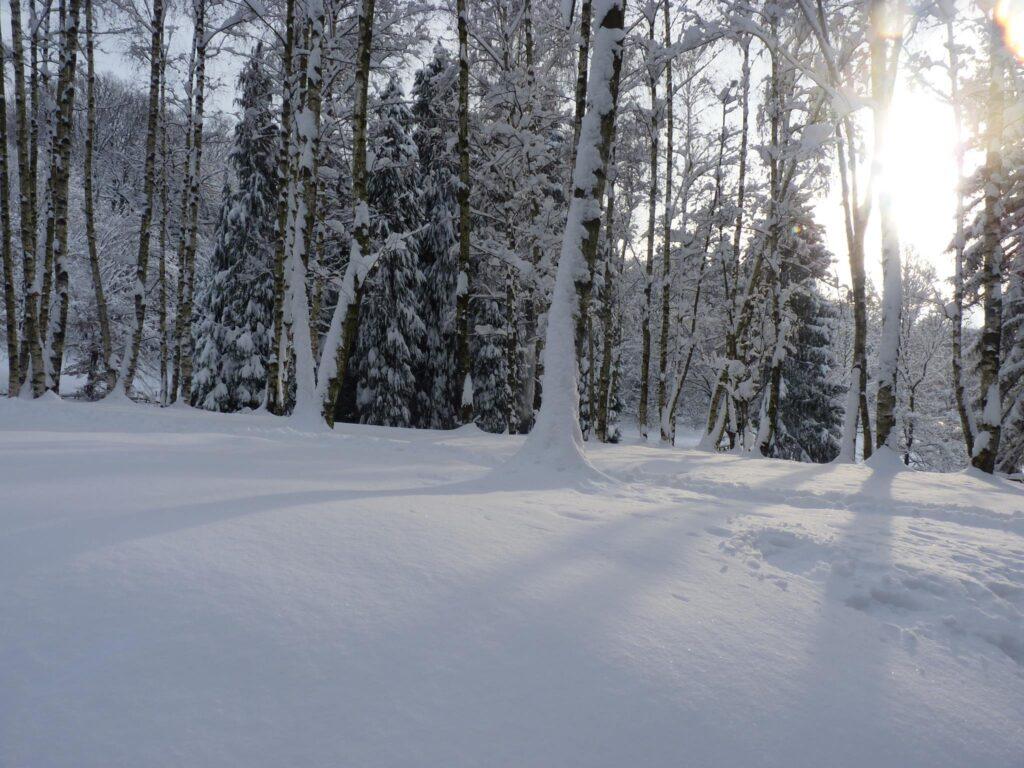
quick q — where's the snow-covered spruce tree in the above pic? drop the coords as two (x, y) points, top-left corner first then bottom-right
(774, 200), (844, 463)
(191, 51), (278, 411)
(355, 79), (424, 427)
(220, 49), (279, 410)
(472, 293), (510, 433)
(191, 180), (234, 411)
(412, 48), (460, 429)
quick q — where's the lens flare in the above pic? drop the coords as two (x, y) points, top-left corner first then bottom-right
(996, 0), (1024, 61)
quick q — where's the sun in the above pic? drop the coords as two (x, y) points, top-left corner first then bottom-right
(880, 86), (958, 280)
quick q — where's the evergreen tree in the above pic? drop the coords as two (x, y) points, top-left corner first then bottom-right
(412, 47), (460, 429)
(190, 181), (234, 411)
(190, 49), (278, 411)
(356, 79), (424, 427)
(472, 293), (510, 433)
(775, 200), (844, 462)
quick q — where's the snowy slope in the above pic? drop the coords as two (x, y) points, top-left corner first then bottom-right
(1, 399), (1021, 768)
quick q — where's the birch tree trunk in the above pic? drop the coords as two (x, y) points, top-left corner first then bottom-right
(318, 0), (376, 425)
(118, 0), (164, 398)
(657, 1), (673, 442)
(45, 0), (83, 394)
(514, 0), (626, 470)
(177, 0), (206, 405)
(265, 0), (296, 414)
(569, 0), (592, 168)
(944, 6), (974, 457)
(158, 51), (170, 403)
(83, 0), (112, 389)
(8, 0), (45, 396)
(170, 33), (196, 404)
(638, 10), (658, 439)
(972, 16), (1006, 474)
(595, 166), (617, 442)
(0, 17), (19, 395)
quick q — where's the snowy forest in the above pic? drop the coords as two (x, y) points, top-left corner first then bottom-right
(0, 0), (1022, 478)
(3, 1), (1024, 765)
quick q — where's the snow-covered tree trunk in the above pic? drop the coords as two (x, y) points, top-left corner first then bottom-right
(281, 0), (323, 421)
(83, 0), (112, 389)
(513, 0), (626, 471)
(972, 16), (1006, 474)
(0, 22), (18, 395)
(157, 55), (170, 403)
(595, 160), (618, 442)
(318, 0), (376, 425)
(8, 0), (45, 396)
(870, 0), (903, 455)
(117, 0), (164, 398)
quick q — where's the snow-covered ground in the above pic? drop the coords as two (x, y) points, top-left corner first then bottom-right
(1, 398), (1021, 767)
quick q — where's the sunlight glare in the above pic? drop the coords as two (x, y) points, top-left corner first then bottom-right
(996, 0), (1024, 61)
(882, 89), (958, 278)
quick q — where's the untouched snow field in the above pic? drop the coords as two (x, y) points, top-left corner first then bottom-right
(1, 399), (1022, 767)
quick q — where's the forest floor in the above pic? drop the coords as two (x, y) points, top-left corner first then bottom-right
(1, 397), (1022, 767)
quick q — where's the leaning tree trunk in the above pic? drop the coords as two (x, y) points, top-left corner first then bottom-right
(317, 0), (376, 425)
(83, 0), (113, 389)
(513, 0), (626, 469)
(454, 0), (473, 423)
(972, 17), (1006, 474)
(638, 10), (658, 440)
(0, 24), (18, 395)
(118, 0), (164, 398)
(46, 0), (83, 395)
(8, 0), (45, 396)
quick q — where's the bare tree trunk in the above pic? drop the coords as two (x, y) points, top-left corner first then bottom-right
(118, 0), (164, 398)
(657, 2), (673, 442)
(158, 45), (170, 403)
(265, 0), (296, 413)
(0, 18), (19, 395)
(972, 16), (1006, 473)
(569, 0), (592, 168)
(177, 0), (206, 405)
(170, 33), (196, 404)
(83, 0), (112, 390)
(638, 10), (658, 439)
(318, 0), (376, 425)
(45, 0), (82, 394)
(455, 0), (473, 422)
(595, 169), (617, 442)
(9, 0), (45, 396)
(944, 8), (974, 457)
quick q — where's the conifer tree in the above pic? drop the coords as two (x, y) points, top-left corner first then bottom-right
(412, 48), (460, 429)
(191, 50), (278, 411)
(473, 294), (510, 433)
(356, 79), (424, 427)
